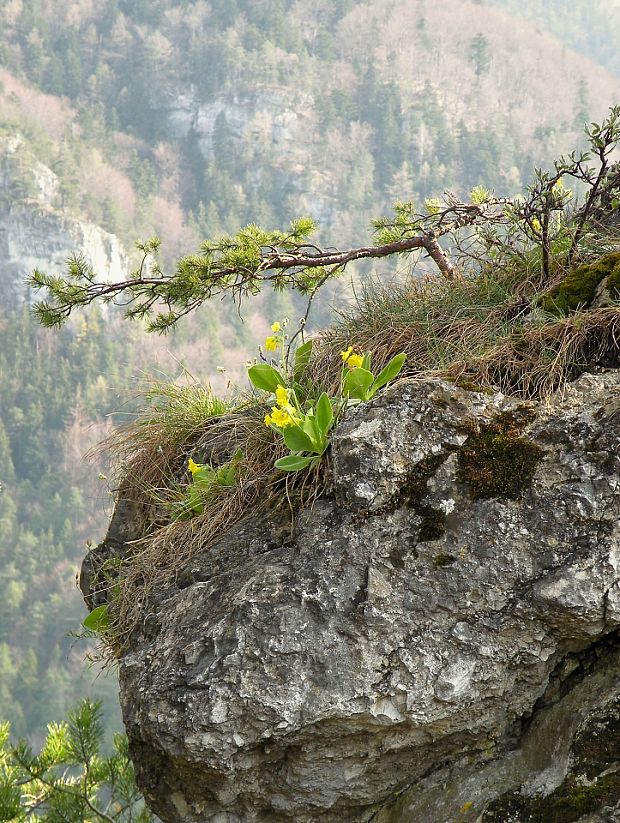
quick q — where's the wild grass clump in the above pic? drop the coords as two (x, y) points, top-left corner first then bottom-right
(95, 382), (325, 654)
(93, 380), (233, 526)
(311, 255), (620, 400)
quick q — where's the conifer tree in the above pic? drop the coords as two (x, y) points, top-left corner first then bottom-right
(0, 700), (153, 822)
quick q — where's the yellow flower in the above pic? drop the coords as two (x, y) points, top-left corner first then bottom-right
(265, 336), (278, 352)
(341, 346), (364, 369)
(275, 384), (289, 407)
(271, 321), (281, 332)
(531, 217), (542, 233)
(188, 457), (201, 475)
(264, 413), (273, 427)
(269, 405), (300, 428)
(270, 407), (291, 427)
(346, 353), (364, 369)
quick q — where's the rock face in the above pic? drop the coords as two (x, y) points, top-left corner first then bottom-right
(0, 134), (128, 308)
(84, 372), (620, 822)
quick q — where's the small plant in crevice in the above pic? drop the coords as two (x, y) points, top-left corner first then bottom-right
(82, 602), (110, 633)
(248, 319), (406, 471)
(170, 448), (243, 519)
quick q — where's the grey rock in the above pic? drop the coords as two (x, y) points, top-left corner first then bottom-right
(82, 373), (620, 822)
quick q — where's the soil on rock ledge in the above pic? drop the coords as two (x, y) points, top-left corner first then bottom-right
(81, 373), (620, 823)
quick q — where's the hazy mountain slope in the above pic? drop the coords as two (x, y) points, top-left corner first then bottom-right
(491, 0), (620, 78)
(1, 0), (619, 250)
(0, 133), (128, 309)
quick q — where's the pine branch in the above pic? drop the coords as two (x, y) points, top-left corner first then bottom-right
(28, 199), (508, 332)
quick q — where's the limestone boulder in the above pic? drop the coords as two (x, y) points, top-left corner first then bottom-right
(82, 372), (620, 822)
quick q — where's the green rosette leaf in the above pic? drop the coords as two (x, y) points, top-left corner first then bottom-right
(370, 353), (406, 394)
(274, 454), (317, 472)
(282, 424), (316, 453)
(343, 367), (374, 401)
(293, 339), (313, 381)
(248, 364), (286, 393)
(315, 392), (334, 436)
(82, 604), (110, 633)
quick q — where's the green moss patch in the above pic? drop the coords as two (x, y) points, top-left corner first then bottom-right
(417, 505), (447, 542)
(484, 773), (620, 822)
(540, 251), (620, 315)
(434, 553), (456, 567)
(606, 259), (620, 297)
(456, 408), (545, 500)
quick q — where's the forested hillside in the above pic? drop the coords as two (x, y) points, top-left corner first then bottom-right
(2, 0), (620, 742)
(0, 308), (137, 737)
(1, 0), (620, 250)
(493, 0), (620, 77)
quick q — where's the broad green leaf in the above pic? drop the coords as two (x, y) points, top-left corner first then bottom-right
(301, 414), (319, 442)
(293, 340), (313, 380)
(82, 604), (109, 633)
(247, 364), (286, 393)
(282, 424), (316, 453)
(187, 484), (205, 513)
(370, 353), (406, 394)
(193, 466), (216, 485)
(274, 454), (317, 472)
(343, 367), (374, 400)
(315, 392), (333, 435)
(305, 414), (326, 451)
(216, 464), (236, 486)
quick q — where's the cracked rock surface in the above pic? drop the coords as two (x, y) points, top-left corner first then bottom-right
(82, 373), (620, 822)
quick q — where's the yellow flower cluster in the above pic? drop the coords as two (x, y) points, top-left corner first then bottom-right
(340, 346), (364, 369)
(265, 407), (298, 427)
(264, 321), (284, 352)
(265, 383), (300, 428)
(275, 384), (289, 406)
(188, 457), (201, 475)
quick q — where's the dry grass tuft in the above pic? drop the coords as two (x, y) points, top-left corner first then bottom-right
(451, 307), (620, 398)
(97, 388), (325, 654)
(310, 261), (620, 400)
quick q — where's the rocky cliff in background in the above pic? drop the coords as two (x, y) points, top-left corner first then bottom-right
(0, 134), (128, 309)
(82, 371), (620, 822)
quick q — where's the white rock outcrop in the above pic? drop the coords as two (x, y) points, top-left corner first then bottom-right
(0, 135), (128, 308)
